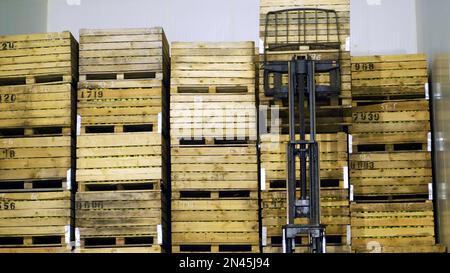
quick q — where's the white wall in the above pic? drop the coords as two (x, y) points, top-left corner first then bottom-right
(0, 0), (47, 35)
(47, 0), (259, 43)
(350, 0), (418, 56)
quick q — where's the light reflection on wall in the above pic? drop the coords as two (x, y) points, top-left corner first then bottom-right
(433, 54), (450, 247)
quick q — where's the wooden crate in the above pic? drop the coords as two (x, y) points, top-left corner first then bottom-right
(0, 83), (75, 136)
(76, 133), (167, 191)
(171, 190), (259, 253)
(170, 93), (257, 142)
(350, 201), (442, 253)
(350, 100), (430, 153)
(351, 54), (428, 100)
(351, 100), (430, 135)
(171, 145), (258, 191)
(262, 189), (351, 252)
(0, 192), (73, 250)
(77, 80), (168, 135)
(79, 28), (169, 82)
(75, 190), (166, 253)
(171, 42), (256, 91)
(260, 133), (349, 190)
(0, 31), (78, 86)
(0, 136), (73, 192)
(350, 151), (432, 200)
(259, 0), (350, 50)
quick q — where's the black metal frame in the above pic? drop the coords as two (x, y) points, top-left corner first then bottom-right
(262, 7), (343, 253)
(265, 58), (339, 253)
(264, 8), (342, 54)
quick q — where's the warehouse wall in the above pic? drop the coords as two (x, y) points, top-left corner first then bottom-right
(350, 0), (418, 55)
(416, 0), (450, 250)
(46, 0), (260, 43)
(46, 0), (421, 56)
(0, 0), (48, 35)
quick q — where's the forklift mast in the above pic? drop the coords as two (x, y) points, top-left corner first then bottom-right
(262, 8), (343, 253)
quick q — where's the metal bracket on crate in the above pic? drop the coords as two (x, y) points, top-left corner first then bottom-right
(283, 224), (326, 253)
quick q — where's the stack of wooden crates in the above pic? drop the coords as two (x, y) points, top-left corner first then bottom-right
(74, 28), (170, 253)
(0, 32), (78, 253)
(349, 54), (445, 253)
(170, 42), (260, 253)
(259, 0), (352, 253)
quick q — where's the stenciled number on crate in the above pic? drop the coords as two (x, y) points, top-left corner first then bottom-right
(0, 202), (16, 210)
(350, 161), (375, 170)
(80, 90), (104, 100)
(0, 94), (17, 103)
(1, 149), (16, 159)
(1, 42), (15, 50)
(353, 112), (380, 122)
(77, 201), (104, 210)
(308, 54), (322, 61)
(354, 63), (375, 71)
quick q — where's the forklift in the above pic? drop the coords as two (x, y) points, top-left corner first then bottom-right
(262, 8), (343, 253)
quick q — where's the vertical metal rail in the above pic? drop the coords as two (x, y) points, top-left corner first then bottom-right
(286, 60), (297, 253)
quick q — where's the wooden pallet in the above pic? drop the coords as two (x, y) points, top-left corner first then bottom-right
(350, 201), (441, 253)
(74, 246), (163, 253)
(171, 42), (256, 90)
(263, 245), (353, 253)
(76, 133), (167, 192)
(0, 192), (73, 249)
(0, 136), (73, 191)
(260, 133), (349, 190)
(79, 28), (169, 82)
(0, 31), (78, 86)
(351, 100), (430, 135)
(77, 80), (167, 135)
(259, 0), (350, 50)
(171, 145), (258, 191)
(350, 151), (432, 200)
(170, 93), (257, 141)
(172, 245), (260, 253)
(0, 83), (75, 133)
(351, 54), (429, 100)
(262, 189), (351, 249)
(75, 191), (166, 253)
(0, 246), (72, 253)
(172, 190), (259, 249)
